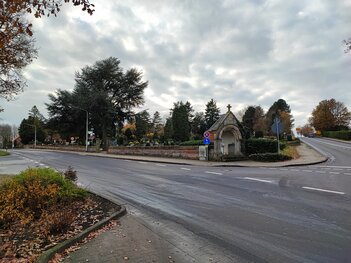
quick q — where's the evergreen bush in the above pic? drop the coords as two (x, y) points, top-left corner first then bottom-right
(322, 130), (351, 140)
(246, 138), (285, 155)
(249, 153), (292, 162)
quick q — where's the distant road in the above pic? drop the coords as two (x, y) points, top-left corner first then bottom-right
(2, 145), (351, 263)
(301, 137), (351, 166)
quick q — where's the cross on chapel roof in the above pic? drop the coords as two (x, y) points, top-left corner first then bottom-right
(227, 104), (231, 112)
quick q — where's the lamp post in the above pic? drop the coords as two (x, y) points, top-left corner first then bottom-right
(71, 106), (89, 152)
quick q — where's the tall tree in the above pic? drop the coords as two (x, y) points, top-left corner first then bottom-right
(46, 89), (78, 140)
(29, 105), (45, 122)
(135, 110), (151, 140)
(191, 112), (207, 139)
(242, 106), (256, 137)
(172, 101), (191, 142)
(151, 111), (163, 139)
(163, 117), (173, 141)
(0, 0), (94, 102)
(266, 99), (293, 133)
(18, 114), (46, 144)
(252, 106), (266, 133)
(205, 98), (220, 129)
(46, 57), (148, 149)
(310, 99), (351, 131)
(0, 124), (12, 147)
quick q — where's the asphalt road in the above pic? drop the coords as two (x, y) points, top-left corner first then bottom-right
(2, 138), (351, 263)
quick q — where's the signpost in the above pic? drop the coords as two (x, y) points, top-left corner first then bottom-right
(203, 138), (210, 145)
(271, 117), (283, 154)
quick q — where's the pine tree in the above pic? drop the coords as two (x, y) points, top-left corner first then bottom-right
(172, 102), (190, 142)
(205, 99), (220, 129)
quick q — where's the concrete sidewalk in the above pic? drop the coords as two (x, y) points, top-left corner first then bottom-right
(63, 213), (195, 263)
(74, 142), (327, 167)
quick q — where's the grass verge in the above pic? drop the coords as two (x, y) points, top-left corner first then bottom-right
(0, 150), (9, 157)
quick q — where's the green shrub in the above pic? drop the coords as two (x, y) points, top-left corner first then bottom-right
(254, 131), (264, 138)
(0, 168), (87, 225)
(249, 153), (292, 162)
(246, 138), (285, 155)
(322, 130), (351, 140)
(0, 150), (9, 157)
(179, 140), (204, 146)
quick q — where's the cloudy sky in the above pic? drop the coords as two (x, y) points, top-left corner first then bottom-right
(1, 0), (351, 129)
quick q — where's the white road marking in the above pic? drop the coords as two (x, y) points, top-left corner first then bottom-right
(315, 165), (351, 169)
(243, 177), (274, 183)
(302, 186), (345, 195)
(123, 160), (131, 162)
(205, 171), (223, 175)
(181, 168), (191, 171)
(302, 170), (313, 173)
(138, 161), (147, 164)
(279, 168), (289, 171)
(155, 164), (167, 167)
(290, 169), (300, 172)
(332, 168), (342, 171)
(39, 163), (45, 166)
(316, 171), (326, 174)
(34, 161), (39, 164)
(269, 168), (277, 170)
(329, 172), (340, 175)
(344, 173), (351, 176)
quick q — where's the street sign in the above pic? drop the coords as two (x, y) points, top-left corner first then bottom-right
(203, 138), (211, 145)
(271, 119), (283, 134)
(203, 131), (210, 138)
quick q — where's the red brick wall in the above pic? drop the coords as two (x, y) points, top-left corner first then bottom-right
(108, 146), (199, 160)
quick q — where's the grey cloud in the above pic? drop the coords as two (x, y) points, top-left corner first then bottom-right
(1, 0), (351, 128)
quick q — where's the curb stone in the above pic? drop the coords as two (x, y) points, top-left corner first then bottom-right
(36, 205), (127, 263)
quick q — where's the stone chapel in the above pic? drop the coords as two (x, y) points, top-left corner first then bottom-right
(207, 104), (245, 160)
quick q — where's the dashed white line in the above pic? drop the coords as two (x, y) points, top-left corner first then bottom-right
(290, 169), (300, 172)
(243, 177), (274, 183)
(279, 168), (289, 171)
(316, 171), (326, 174)
(155, 164), (167, 167)
(269, 168), (277, 170)
(302, 186), (345, 195)
(205, 171), (223, 175)
(39, 163), (45, 166)
(181, 168), (191, 171)
(138, 161), (147, 164)
(329, 172), (340, 175)
(302, 170), (313, 173)
(123, 160), (131, 162)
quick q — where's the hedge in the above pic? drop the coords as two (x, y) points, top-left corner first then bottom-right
(179, 140), (204, 146)
(249, 153), (292, 162)
(322, 130), (351, 140)
(246, 138), (286, 155)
